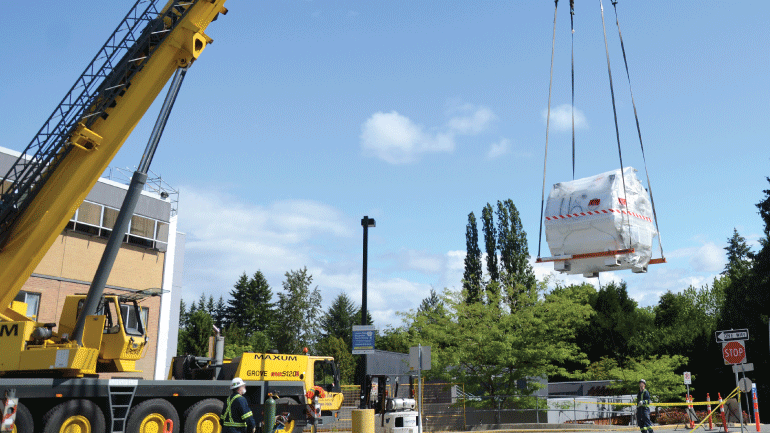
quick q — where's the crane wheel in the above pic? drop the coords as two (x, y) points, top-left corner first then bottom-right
(126, 399), (179, 433)
(182, 399), (223, 433)
(10, 402), (33, 433)
(42, 400), (105, 433)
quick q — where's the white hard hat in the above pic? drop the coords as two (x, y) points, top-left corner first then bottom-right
(639, 379), (646, 384)
(231, 377), (246, 390)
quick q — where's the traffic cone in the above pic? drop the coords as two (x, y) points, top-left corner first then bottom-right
(689, 395), (695, 429)
(752, 384), (760, 432)
(718, 393), (729, 433)
(707, 393), (713, 430)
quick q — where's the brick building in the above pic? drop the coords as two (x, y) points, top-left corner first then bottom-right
(1, 146), (185, 380)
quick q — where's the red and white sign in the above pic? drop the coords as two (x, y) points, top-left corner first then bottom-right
(723, 341), (746, 365)
(683, 371), (692, 384)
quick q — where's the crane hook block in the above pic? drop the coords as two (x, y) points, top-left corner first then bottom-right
(68, 123), (103, 151)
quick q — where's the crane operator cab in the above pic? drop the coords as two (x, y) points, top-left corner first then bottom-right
(0, 291), (155, 377)
(59, 292), (153, 373)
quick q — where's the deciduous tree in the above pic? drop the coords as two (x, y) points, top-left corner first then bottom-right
(316, 335), (356, 384)
(274, 267), (323, 353)
(481, 204), (499, 286)
(463, 212), (483, 303)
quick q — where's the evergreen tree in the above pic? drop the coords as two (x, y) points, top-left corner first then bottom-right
(355, 309), (374, 327)
(226, 271), (276, 335)
(722, 228), (752, 277)
(213, 296), (227, 329)
(197, 294), (206, 312)
(320, 293), (358, 346)
(206, 295), (215, 317)
(178, 309), (213, 356)
(463, 212), (483, 303)
(274, 267), (323, 353)
(481, 203), (499, 291)
(418, 288), (445, 319)
(179, 299), (188, 328)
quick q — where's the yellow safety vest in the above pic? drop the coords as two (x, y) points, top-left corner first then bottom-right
(221, 394), (253, 428)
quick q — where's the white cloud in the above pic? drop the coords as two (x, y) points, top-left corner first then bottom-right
(446, 106), (496, 134)
(360, 111), (452, 164)
(667, 242), (726, 273)
(178, 188), (354, 301)
(487, 138), (510, 159)
(406, 250), (443, 274)
(444, 250), (465, 289)
(541, 104), (588, 132)
(689, 242), (726, 272)
(361, 103), (497, 164)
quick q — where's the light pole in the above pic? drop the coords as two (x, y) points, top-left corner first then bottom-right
(361, 216), (375, 327)
(360, 215), (375, 408)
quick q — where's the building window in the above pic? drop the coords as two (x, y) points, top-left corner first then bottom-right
(14, 291), (41, 320)
(102, 207), (119, 229)
(120, 304), (149, 336)
(156, 222), (169, 243)
(65, 200), (169, 251)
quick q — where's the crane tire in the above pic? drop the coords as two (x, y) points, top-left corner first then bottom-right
(182, 399), (223, 433)
(10, 402), (33, 433)
(126, 399), (179, 433)
(42, 399), (106, 433)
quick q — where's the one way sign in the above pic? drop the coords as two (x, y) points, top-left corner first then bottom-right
(715, 329), (749, 343)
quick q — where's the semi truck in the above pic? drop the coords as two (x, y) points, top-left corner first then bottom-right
(0, 1), (343, 433)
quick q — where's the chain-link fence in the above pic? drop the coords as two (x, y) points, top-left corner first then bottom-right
(326, 383), (465, 432)
(315, 384), (637, 432)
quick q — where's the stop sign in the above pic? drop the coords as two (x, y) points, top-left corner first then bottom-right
(723, 341), (746, 364)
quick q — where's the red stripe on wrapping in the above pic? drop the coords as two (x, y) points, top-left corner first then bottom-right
(546, 208), (653, 223)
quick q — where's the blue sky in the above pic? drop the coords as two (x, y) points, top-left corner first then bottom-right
(2, 1), (768, 328)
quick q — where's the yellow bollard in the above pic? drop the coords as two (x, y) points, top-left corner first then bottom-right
(352, 409), (375, 433)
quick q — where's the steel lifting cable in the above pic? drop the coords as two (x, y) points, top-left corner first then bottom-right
(570, 0), (576, 180)
(611, 0), (666, 260)
(599, 0), (632, 250)
(537, 0), (560, 260)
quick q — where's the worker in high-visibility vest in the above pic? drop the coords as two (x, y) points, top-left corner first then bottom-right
(221, 377), (257, 433)
(637, 379), (654, 433)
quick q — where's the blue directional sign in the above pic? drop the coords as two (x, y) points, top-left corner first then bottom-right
(352, 325), (375, 354)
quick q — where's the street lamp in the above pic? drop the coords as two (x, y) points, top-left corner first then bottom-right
(360, 215), (375, 408)
(361, 216), (375, 327)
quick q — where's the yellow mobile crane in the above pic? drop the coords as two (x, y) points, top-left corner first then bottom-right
(0, 2), (343, 433)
